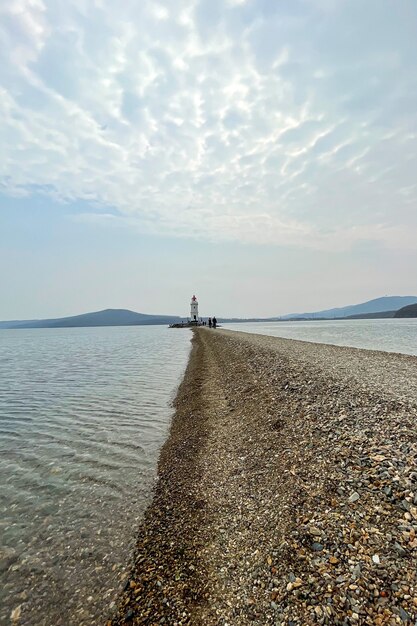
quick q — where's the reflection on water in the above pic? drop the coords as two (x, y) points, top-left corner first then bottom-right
(0, 325), (191, 625)
(223, 318), (417, 356)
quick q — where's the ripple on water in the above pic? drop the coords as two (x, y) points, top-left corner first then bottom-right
(0, 325), (191, 625)
(222, 318), (417, 356)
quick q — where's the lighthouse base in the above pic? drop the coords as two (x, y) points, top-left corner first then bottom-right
(169, 320), (204, 328)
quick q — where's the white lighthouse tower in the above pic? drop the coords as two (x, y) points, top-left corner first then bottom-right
(190, 295), (199, 323)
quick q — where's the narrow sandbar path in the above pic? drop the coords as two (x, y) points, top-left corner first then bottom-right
(111, 328), (417, 625)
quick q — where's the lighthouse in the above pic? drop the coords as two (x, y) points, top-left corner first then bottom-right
(190, 295), (199, 322)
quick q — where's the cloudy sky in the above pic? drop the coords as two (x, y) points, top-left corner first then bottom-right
(0, 0), (416, 319)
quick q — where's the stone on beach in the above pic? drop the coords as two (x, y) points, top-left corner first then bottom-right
(111, 328), (417, 625)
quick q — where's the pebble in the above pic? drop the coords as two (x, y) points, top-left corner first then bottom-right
(109, 330), (417, 626)
(349, 492), (360, 503)
(399, 607), (411, 622)
(10, 606), (22, 622)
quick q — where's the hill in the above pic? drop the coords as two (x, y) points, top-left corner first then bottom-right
(0, 309), (182, 329)
(394, 303), (417, 318)
(280, 296), (417, 320)
(3, 296), (417, 330)
(343, 310), (397, 320)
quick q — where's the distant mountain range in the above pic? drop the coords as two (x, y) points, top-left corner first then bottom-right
(278, 296), (417, 320)
(1, 296), (417, 330)
(0, 309), (181, 329)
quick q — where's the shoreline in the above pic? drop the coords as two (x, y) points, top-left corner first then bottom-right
(110, 328), (212, 625)
(111, 329), (417, 625)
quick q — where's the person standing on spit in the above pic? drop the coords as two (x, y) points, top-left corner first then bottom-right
(212, 316), (217, 329)
(208, 317), (212, 328)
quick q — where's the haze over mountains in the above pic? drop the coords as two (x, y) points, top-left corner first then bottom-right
(1, 297), (417, 329)
(0, 309), (181, 329)
(279, 296), (417, 320)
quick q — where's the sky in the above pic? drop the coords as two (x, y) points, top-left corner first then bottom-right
(0, 0), (416, 319)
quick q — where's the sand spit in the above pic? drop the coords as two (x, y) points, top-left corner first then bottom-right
(111, 329), (417, 625)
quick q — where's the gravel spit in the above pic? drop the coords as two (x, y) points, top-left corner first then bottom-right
(111, 328), (417, 625)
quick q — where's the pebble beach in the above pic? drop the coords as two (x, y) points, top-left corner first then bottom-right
(111, 328), (417, 625)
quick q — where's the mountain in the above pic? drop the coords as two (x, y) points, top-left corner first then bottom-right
(0, 309), (182, 329)
(344, 310), (396, 320)
(280, 296), (417, 320)
(394, 304), (417, 318)
(3, 296), (417, 329)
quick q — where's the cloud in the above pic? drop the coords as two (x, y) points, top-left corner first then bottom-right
(0, 0), (416, 250)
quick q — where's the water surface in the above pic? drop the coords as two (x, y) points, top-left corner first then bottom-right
(0, 325), (191, 625)
(222, 318), (417, 356)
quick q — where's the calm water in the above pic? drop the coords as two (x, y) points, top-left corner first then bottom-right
(223, 318), (417, 356)
(0, 326), (191, 625)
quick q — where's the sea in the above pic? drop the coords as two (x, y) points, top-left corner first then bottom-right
(223, 318), (417, 357)
(1, 319), (416, 624)
(0, 326), (191, 625)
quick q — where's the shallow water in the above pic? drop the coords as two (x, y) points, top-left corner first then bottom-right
(0, 325), (191, 625)
(222, 318), (417, 356)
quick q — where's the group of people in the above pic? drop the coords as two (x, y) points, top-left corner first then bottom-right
(194, 317), (217, 327)
(208, 316), (217, 329)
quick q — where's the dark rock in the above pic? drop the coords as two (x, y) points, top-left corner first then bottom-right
(311, 543), (324, 552)
(399, 606), (411, 622)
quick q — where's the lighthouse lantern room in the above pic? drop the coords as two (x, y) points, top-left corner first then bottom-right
(190, 295), (199, 322)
